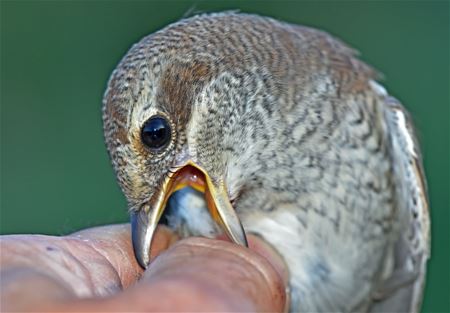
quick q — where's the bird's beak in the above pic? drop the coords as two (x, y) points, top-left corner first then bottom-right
(131, 160), (248, 268)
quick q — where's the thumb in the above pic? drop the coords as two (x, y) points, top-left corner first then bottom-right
(95, 236), (287, 312)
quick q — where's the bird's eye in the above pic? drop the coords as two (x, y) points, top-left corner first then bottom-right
(141, 116), (172, 151)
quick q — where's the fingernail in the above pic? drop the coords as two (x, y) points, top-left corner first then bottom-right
(247, 234), (291, 312)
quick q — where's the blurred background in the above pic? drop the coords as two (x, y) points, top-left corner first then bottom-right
(1, 1), (448, 311)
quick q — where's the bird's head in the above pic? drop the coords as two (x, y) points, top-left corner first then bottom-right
(102, 13), (288, 267)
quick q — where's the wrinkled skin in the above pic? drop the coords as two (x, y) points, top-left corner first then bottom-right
(0, 224), (287, 312)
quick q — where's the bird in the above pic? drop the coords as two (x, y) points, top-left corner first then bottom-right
(102, 12), (430, 312)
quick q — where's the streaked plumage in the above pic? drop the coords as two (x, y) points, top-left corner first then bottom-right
(102, 13), (430, 312)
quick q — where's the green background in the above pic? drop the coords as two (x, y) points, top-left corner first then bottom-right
(1, 1), (448, 311)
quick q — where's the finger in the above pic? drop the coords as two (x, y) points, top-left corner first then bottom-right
(215, 233), (290, 287)
(95, 237), (287, 312)
(3, 235), (288, 312)
(0, 224), (178, 311)
(68, 224), (179, 288)
(248, 234), (290, 312)
(247, 234), (290, 288)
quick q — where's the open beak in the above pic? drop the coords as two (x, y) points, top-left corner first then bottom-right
(131, 160), (248, 268)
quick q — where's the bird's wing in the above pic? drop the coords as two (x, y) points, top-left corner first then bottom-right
(371, 94), (430, 313)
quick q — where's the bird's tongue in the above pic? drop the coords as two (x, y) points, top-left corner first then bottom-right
(169, 166), (218, 224)
(171, 165), (206, 194)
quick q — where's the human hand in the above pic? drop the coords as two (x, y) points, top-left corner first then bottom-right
(0, 224), (288, 312)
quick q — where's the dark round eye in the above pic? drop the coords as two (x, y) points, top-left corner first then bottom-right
(141, 116), (172, 151)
